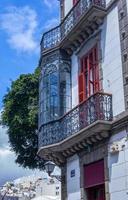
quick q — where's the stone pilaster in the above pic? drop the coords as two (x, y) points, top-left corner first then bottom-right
(79, 141), (109, 200)
(118, 0), (128, 110)
(61, 164), (67, 200)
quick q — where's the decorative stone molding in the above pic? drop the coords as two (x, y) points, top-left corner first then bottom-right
(61, 165), (67, 200)
(118, 0), (128, 110)
(79, 142), (110, 200)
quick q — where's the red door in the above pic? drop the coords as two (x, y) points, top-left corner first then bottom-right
(87, 185), (105, 200)
(84, 160), (105, 200)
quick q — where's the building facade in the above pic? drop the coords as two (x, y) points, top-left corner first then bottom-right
(38, 0), (128, 199)
(36, 178), (61, 198)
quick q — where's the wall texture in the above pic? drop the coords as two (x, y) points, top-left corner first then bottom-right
(101, 4), (125, 116)
(108, 130), (128, 200)
(71, 54), (79, 108)
(64, 0), (73, 16)
(67, 154), (81, 200)
(118, 0), (128, 111)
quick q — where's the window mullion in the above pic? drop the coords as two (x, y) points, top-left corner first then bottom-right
(87, 55), (90, 98)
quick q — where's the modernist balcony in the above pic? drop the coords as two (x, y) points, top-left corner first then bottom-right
(41, 0), (106, 55)
(38, 92), (113, 164)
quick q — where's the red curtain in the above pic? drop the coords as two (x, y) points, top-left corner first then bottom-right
(84, 160), (105, 188)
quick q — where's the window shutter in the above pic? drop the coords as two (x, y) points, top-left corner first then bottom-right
(78, 73), (85, 103)
(84, 160), (105, 188)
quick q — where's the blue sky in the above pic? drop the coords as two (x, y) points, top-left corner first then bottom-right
(0, 0), (59, 184)
(0, 0), (60, 108)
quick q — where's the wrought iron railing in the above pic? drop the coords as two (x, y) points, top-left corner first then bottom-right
(41, 0), (106, 52)
(38, 92), (112, 147)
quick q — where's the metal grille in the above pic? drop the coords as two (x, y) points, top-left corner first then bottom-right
(38, 92), (112, 147)
(41, 0), (106, 52)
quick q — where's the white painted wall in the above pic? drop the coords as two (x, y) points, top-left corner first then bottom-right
(71, 54), (79, 108)
(101, 5), (125, 117)
(108, 130), (128, 200)
(70, 4), (125, 116)
(67, 154), (81, 200)
(126, 0), (128, 16)
(64, 0), (73, 16)
(36, 178), (61, 198)
(106, 0), (112, 6)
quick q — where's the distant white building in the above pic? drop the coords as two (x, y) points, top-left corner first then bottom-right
(32, 196), (60, 200)
(35, 178), (61, 199)
(0, 176), (60, 200)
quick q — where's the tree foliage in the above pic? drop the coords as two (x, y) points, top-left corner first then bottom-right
(2, 68), (45, 169)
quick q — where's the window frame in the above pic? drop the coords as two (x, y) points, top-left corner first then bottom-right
(78, 44), (100, 103)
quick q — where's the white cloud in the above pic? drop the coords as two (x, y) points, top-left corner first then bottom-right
(0, 124), (34, 185)
(43, 18), (59, 30)
(0, 6), (39, 53)
(43, 0), (52, 8)
(0, 124), (12, 157)
(43, 0), (59, 9)
(0, 148), (13, 157)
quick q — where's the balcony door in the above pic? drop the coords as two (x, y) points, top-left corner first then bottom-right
(84, 160), (105, 200)
(87, 185), (105, 200)
(78, 45), (100, 103)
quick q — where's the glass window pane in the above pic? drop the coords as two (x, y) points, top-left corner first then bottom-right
(50, 72), (58, 85)
(60, 67), (71, 116)
(41, 63), (71, 123)
(66, 96), (71, 109)
(50, 85), (58, 96)
(44, 75), (50, 88)
(66, 73), (71, 84)
(66, 84), (71, 96)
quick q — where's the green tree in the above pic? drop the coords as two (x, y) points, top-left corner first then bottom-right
(1, 68), (44, 169)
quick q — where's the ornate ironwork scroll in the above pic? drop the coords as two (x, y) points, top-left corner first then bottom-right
(40, 0), (106, 52)
(39, 50), (71, 128)
(38, 92), (112, 148)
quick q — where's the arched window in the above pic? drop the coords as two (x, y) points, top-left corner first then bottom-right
(60, 63), (71, 116)
(42, 64), (59, 123)
(40, 61), (71, 125)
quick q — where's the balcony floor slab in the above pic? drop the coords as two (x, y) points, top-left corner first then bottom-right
(38, 120), (112, 165)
